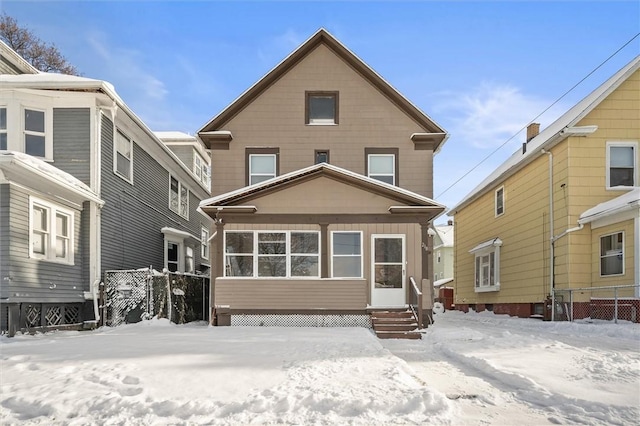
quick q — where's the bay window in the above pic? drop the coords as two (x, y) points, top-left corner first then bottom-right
(469, 238), (502, 292)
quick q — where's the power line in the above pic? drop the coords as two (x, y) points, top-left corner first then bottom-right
(436, 32), (640, 200)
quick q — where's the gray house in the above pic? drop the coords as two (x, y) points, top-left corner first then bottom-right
(0, 41), (211, 334)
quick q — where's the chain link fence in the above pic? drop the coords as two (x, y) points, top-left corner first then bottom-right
(553, 284), (639, 323)
(104, 268), (209, 327)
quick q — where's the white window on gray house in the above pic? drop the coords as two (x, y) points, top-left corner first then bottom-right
(201, 226), (209, 259)
(495, 186), (505, 216)
(607, 142), (637, 188)
(469, 238), (502, 292)
(437, 250), (441, 263)
(24, 108), (46, 157)
(185, 246), (194, 274)
(306, 92), (338, 125)
(30, 197), (73, 264)
(331, 231), (362, 278)
(115, 130), (133, 182)
(194, 152), (210, 187)
(167, 241), (180, 272)
(600, 232), (624, 276)
(368, 154), (395, 185)
(169, 176), (189, 219)
(0, 107), (7, 150)
(249, 154), (276, 185)
(224, 231), (320, 278)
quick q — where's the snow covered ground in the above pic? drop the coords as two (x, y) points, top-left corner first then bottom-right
(1, 310), (638, 425)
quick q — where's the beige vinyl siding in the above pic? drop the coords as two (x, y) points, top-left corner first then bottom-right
(212, 44), (433, 197)
(215, 279), (367, 310)
(217, 222), (423, 309)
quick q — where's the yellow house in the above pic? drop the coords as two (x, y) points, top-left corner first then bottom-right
(448, 55), (639, 321)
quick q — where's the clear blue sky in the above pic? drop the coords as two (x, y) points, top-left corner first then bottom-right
(2, 1), (639, 215)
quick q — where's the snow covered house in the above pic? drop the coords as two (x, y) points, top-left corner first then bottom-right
(0, 41), (211, 335)
(197, 29), (448, 333)
(448, 55), (640, 321)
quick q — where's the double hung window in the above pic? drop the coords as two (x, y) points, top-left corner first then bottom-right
(246, 148), (279, 186)
(600, 232), (624, 276)
(365, 148), (398, 185)
(115, 130), (133, 182)
(331, 231), (362, 278)
(201, 226), (210, 259)
(607, 142), (637, 189)
(169, 176), (189, 219)
(24, 108), (46, 157)
(30, 197), (74, 264)
(225, 231), (320, 278)
(495, 186), (505, 216)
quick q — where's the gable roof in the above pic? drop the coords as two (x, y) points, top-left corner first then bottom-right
(434, 224), (454, 248)
(0, 40), (40, 75)
(449, 55), (640, 215)
(199, 162), (446, 212)
(198, 28), (448, 152)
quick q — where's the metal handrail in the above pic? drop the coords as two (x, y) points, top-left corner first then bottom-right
(409, 276), (423, 329)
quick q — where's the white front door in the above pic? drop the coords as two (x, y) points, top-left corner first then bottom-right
(370, 234), (406, 307)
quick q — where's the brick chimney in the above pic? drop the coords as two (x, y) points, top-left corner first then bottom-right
(526, 123), (540, 142)
(447, 220), (453, 226)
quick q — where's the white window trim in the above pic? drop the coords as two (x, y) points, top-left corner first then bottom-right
(224, 230), (321, 279)
(201, 226), (210, 259)
(330, 230), (364, 279)
(606, 141), (637, 190)
(495, 186), (505, 217)
(193, 152), (210, 187)
(22, 105), (53, 160)
(114, 130), (134, 184)
(29, 196), (74, 265)
(165, 239), (183, 273)
(249, 154), (277, 185)
(169, 175), (189, 220)
(469, 238), (502, 292)
(600, 231), (625, 277)
(368, 154), (396, 185)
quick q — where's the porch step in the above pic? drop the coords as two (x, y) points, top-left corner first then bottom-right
(370, 310), (422, 340)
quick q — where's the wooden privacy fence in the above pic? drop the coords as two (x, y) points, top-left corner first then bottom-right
(553, 284), (640, 323)
(103, 268), (210, 326)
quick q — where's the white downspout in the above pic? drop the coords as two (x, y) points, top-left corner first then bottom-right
(541, 149), (555, 320)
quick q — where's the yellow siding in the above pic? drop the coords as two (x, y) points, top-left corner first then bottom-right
(454, 69), (639, 306)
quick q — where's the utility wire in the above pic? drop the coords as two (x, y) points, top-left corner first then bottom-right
(436, 32), (640, 200)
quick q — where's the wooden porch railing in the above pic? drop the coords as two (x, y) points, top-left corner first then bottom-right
(408, 276), (424, 329)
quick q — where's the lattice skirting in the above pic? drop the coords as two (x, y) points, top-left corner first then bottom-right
(230, 314), (372, 328)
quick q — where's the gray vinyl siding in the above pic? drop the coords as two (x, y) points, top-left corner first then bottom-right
(100, 115), (205, 276)
(53, 108), (91, 186)
(166, 145), (193, 172)
(3, 184), (84, 303)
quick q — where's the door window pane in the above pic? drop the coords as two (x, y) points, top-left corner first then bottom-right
(167, 242), (179, 272)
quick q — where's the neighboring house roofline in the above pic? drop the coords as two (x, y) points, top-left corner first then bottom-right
(197, 28), (449, 152)
(154, 131), (211, 161)
(0, 74), (210, 196)
(579, 188), (640, 225)
(449, 55), (640, 215)
(199, 162), (446, 212)
(0, 151), (104, 205)
(433, 224), (454, 248)
(0, 40), (40, 74)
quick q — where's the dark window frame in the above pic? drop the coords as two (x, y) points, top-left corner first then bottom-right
(305, 91), (339, 125)
(315, 149), (330, 164)
(364, 147), (399, 186)
(245, 147), (280, 186)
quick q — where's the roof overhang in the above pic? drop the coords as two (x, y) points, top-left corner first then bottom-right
(0, 152), (103, 207)
(579, 188), (640, 229)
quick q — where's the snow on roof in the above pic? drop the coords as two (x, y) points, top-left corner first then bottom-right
(434, 225), (454, 247)
(154, 131), (197, 141)
(0, 151), (103, 204)
(433, 277), (454, 287)
(449, 55), (640, 215)
(0, 40), (40, 74)
(579, 188), (640, 224)
(199, 162), (446, 209)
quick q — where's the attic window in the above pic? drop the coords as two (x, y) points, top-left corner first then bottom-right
(306, 92), (338, 125)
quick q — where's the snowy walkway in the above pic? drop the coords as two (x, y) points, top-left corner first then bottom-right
(1, 311), (638, 425)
